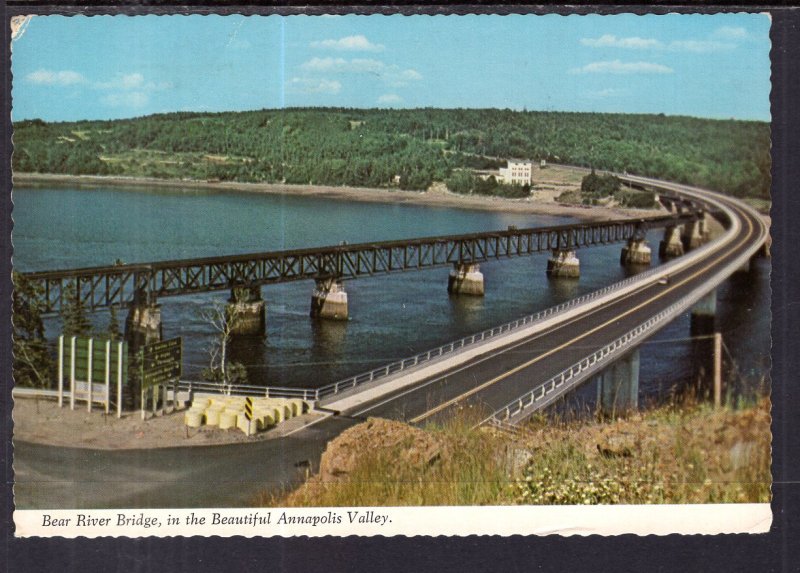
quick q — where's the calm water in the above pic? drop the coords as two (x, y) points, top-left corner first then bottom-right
(12, 184), (771, 405)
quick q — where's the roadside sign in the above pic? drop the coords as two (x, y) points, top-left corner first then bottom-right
(244, 397), (254, 421)
(61, 336), (127, 384)
(58, 335), (127, 417)
(141, 337), (182, 389)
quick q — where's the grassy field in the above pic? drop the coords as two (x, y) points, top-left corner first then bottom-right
(256, 398), (771, 507)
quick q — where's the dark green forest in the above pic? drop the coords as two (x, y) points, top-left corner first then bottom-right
(12, 108), (771, 199)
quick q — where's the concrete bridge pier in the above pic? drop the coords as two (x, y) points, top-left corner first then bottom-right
(124, 297), (163, 353)
(690, 289), (717, 335)
(682, 215), (707, 251)
(759, 234), (772, 258)
(310, 278), (349, 320)
(620, 238), (652, 266)
(447, 263), (485, 296)
(596, 349), (640, 417)
(659, 197), (676, 213)
(737, 258), (752, 274)
(227, 286), (266, 336)
(659, 225), (685, 259)
(546, 249), (580, 279)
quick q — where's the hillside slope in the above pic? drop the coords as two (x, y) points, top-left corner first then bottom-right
(260, 400), (771, 507)
(13, 108), (770, 199)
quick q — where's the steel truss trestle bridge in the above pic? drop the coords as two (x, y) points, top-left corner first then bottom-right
(20, 212), (697, 314)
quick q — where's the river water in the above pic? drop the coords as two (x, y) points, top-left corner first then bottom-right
(12, 184), (771, 407)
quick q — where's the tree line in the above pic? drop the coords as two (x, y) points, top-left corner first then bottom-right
(13, 108), (770, 199)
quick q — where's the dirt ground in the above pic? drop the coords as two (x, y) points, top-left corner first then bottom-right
(12, 396), (326, 450)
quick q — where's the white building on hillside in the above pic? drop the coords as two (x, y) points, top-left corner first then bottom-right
(498, 160), (534, 185)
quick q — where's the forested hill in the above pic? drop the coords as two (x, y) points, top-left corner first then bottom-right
(13, 108), (770, 199)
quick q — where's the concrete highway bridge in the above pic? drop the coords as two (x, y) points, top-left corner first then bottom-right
(313, 175), (768, 426)
(13, 175), (769, 508)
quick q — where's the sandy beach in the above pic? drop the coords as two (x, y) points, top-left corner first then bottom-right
(13, 171), (667, 222)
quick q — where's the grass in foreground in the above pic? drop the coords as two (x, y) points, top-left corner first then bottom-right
(255, 398), (771, 507)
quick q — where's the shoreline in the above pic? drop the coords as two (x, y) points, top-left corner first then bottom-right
(13, 172), (665, 222)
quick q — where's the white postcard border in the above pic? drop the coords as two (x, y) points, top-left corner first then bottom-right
(14, 504), (772, 538)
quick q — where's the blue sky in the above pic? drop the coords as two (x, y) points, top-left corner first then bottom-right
(11, 13), (771, 122)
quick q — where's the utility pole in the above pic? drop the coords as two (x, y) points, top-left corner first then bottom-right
(713, 332), (723, 407)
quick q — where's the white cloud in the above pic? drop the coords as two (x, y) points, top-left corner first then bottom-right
(121, 73), (144, 89)
(26, 68), (169, 110)
(287, 77), (342, 94)
(101, 91), (149, 108)
(300, 57), (422, 87)
(311, 35), (385, 52)
(26, 69), (85, 86)
(571, 60), (674, 75)
(386, 68), (422, 87)
(301, 57), (384, 74)
(582, 33), (739, 54)
(94, 73), (171, 91)
(378, 93), (403, 105)
(581, 35), (663, 50)
(586, 88), (622, 98)
(713, 26), (749, 40)
(668, 40), (735, 53)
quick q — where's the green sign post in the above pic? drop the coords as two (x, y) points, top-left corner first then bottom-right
(140, 337), (182, 419)
(142, 337), (182, 388)
(58, 336), (127, 417)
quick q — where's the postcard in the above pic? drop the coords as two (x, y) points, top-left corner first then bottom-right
(8, 11), (772, 537)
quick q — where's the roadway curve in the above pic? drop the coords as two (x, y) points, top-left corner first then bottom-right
(347, 176), (768, 427)
(14, 177), (768, 509)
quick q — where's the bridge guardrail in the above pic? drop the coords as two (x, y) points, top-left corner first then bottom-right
(483, 299), (687, 427)
(173, 379), (320, 401)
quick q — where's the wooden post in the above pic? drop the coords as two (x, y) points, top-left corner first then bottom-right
(713, 332), (723, 408)
(105, 340), (111, 415)
(87, 338), (93, 413)
(57, 336), (64, 407)
(69, 336), (76, 411)
(116, 342), (123, 419)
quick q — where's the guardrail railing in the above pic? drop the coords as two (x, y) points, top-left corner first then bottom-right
(483, 299), (684, 426)
(174, 379), (319, 401)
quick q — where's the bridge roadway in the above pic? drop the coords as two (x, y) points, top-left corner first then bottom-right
(13, 177), (767, 509)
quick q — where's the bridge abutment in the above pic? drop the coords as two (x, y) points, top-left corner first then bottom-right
(659, 225), (685, 259)
(227, 286), (266, 336)
(310, 278), (349, 320)
(546, 249), (580, 279)
(620, 239), (652, 266)
(690, 289), (717, 335)
(596, 349), (640, 417)
(447, 263), (485, 296)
